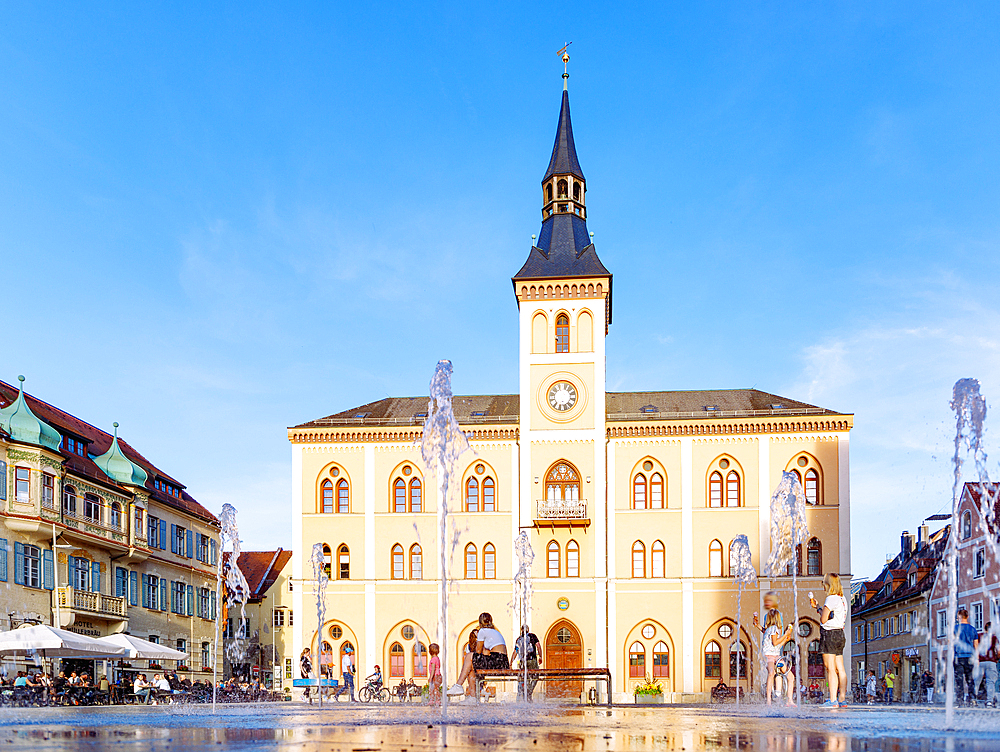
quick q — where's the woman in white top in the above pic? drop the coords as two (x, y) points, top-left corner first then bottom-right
(810, 572), (849, 707)
(473, 612), (508, 668)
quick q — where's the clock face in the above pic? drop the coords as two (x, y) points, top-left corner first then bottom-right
(547, 381), (578, 412)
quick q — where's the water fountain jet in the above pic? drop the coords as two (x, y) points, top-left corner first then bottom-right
(729, 534), (757, 706)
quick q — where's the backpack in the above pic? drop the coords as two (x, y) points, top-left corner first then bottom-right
(524, 633), (539, 659)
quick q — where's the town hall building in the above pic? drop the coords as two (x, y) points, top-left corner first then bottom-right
(288, 67), (854, 702)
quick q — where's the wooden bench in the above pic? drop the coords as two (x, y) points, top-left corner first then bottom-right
(472, 668), (612, 706)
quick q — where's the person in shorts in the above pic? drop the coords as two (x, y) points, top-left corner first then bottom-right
(810, 572), (848, 707)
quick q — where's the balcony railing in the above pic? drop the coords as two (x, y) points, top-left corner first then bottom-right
(57, 587), (127, 619)
(536, 499), (588, 520)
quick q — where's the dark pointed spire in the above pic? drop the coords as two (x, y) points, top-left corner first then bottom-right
(543, 90), (585, 182)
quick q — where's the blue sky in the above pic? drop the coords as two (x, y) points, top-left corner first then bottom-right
(2, 2), (998, 579)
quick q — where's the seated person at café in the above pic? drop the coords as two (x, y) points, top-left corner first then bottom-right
(133, 674), (152, 703)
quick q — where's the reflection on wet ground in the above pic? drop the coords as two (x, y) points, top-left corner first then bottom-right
(0, 704), (997, 751)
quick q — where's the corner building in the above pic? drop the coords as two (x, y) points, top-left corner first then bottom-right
(289, 79), (854, 702)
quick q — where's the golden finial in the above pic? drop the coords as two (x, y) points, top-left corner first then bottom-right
(557, 42), (572, 90)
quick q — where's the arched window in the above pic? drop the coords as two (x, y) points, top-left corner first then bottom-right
(573, 182), (581, 201)
(804, 469), (819, 505)
(413, 641), (428, 677)
(84, 493), (102, 522)
(709, 540), (724, 577)
(466, 477), (479, 512)
(547, 541), (560, 578)
(482, 477), (495, 511)
(729, 640), (747, 679)
(555, 314), (569, 353)
(110, 502), (122, 529)
(394, 478), (407, 513)
(807, 538), (822, 576)
(709, 472), (723, 508)
(651, 540), (665, 578)
(653, 641), (669, 677)
(483, 543), (496, 579)
(633, 474), (647, 509)
(725, 471), (740, 507)
(784, 545), (803, 576)
(391, 544), (404, 579)
(546, 184), (553, 202)
(632, 541), (645, 579)
(410, 544), (422, 579)
(389, 642), (405, 677)
(337, 544), (350, 579)
(465, 544), (478, 579)
(409, 478), (421, 513)
(629, 641), (645, 677)
(62, 485), (77, 516)
(808, 639), (823, 677)
(545, 462), (580, 503)
(321, 480), (334, 513)
(650, 473), (664, 508)
(704, 641), (722, 678)
(566, 540), (580, 577)
(322, 544), (332, 578)
(962, 511), (972, 540)
(337, 479), (349, 513)
(557, 179), (568, 198)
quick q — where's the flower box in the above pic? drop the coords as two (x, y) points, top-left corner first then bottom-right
(635, 692), (664, 704)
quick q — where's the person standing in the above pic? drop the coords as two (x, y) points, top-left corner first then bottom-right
(865, 670), (877, 704)
(760, 609), (796, 706)
(299, 648), (313, 700)
(810, 572), (849, 707)
(954, 608), (979, 706)
(512, 625), (542, 702)
(976, 621), (998, 708)
(921, 669), (935, 703)
(337, 646), (356, 701)
(884, 668), (895, 704)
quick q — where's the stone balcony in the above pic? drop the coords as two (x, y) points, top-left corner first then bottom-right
(56, 587), (128, 627)
(534, 499), (590, 530)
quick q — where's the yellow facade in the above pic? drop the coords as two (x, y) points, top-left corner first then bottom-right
(287, 84), (854, 702)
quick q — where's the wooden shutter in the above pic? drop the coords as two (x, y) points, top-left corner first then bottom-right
(42, 549), (54, 591)
(186, 530), (194, 559)
(13, 542), (24, 586)
(171, 525), (178, 554)
(187, 585), (194, 616)
(91, 561), (101, 593)
(159, 520), (167, 550)
(159, 578), (167, 611)
(129, 571), (138, 605)
(210, 590), (217, 619)
(0, 539), (7, 582)
(210, 539), (217, 566)
(0, 461), (6, 500)
(141, 574), (149, 608)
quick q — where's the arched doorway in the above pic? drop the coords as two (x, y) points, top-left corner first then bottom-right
(545, 620), (583, 699)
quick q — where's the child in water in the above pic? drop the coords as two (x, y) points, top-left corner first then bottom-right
(753, 593), (796, 707)
(428, 643), (442, 705)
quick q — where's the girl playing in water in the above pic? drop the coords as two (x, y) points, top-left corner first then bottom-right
(428, 643), (442, 705)
(759, 608), (796, 706)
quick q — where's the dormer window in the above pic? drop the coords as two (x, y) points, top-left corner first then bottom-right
(557, 179), (568, 198)
(640, 405), (658, 414)
(64, 436), (86, 457)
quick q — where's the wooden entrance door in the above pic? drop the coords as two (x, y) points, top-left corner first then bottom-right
(545, 621), (583, 699)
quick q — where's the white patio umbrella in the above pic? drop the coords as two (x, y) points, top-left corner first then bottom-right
(95, 634), (187, 661)
(0, 624), (129, 658)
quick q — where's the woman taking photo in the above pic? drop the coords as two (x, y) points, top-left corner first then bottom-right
(810, 572), (849, 707)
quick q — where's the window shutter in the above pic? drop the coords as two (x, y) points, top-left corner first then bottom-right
(210, 539), (217, 566)
(13, 542), (24, 586)
(42, 549), (54, 591)
(196, 588), (203, 618)
(129, 571), (138, 606)
(0, 539), (7, 583)
(141, 574), (149, 608)
(210, 590), (217, 620)
(159, 520), (167, 550)
(0, 461), (6, 500)
(186, 529), (193, 559)
(187, 584), (194, 616)
(159, 577), (167, 611)
(91, 561), (101, 593)
(67, 555), (74, 587)
(170, 525), (178, 554)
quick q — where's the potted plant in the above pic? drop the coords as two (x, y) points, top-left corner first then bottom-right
(634, 676), (664, 705)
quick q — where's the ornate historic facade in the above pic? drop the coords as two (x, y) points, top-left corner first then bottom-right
(0, 377), (220, 681)
(288, 72), (854, 702)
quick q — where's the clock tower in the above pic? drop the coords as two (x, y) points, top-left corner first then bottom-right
(512, 55), (612, 651)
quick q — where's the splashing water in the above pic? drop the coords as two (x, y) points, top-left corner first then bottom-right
(729, 534), (757, 706)
(945, 379), (998, 726)
(766, 471), (809, 706)
(512, 531), (535, 701)
(420, 360), (470, 715)
(310, 542), (330, 708)
(213, 503), (249, 711)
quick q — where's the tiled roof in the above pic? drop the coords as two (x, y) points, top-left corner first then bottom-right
(852, 525), (950, 617)
(542, 90), (585, 182)
(0, 379), (218, 525)
(232, 549), (292, 600)
(293, 388), (843, 429)
(512, 215), (610, 281)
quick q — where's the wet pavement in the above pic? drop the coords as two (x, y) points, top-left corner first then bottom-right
(0, 703), (997, 751)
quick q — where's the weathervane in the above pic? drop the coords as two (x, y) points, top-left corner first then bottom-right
(557, 42), (572, 89)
